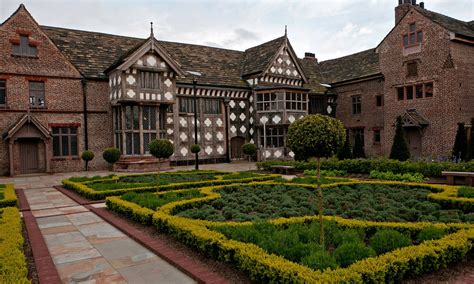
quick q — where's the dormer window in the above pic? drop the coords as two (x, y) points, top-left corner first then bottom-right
(12, 35), (38, 57)
(403, 23), (423, 47)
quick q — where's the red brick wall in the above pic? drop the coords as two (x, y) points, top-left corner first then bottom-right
(377, 7), (472, 158)
(334, 78), (385, 157)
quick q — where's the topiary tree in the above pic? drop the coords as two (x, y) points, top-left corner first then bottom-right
(337, 136), (352, 160)
(102, 148), (121, 171)
(467, 118), (474, 161)
(190, 144), (201, 154)
(352, 133), (366, 159)
(452, 122), (468, 162)
(150, 139), (174, 171)
(81, 150), (95, 171)
(389, 116), (410, 161)
(287, 114), (345, 248)
(242, 143), (257, 170)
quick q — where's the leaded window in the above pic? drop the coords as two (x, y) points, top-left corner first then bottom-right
(203, 99), (221, 114)
(260, 127), (284, 148)
(285, 92), (307, 110)
(179, 97), (197, 113)
(139, 71), (160, 89)
(352, 96), (361, 114)
(12, 35), (38, 57)
(29, 81), (45, 108)
(52, 127), (78, 157)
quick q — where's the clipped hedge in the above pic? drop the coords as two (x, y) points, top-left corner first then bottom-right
(0, 184), (17, 208)
(427, 184), (474, 212)
(149, 182), (474, 283)
(0, 207), (30, 283)
(257, 158), (474, 177)
(64, 171), (280, 200)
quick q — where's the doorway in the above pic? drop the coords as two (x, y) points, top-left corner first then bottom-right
(230, 136), (245, 160)
(19, 139), (40, 174)
(404, 128), (422, 158)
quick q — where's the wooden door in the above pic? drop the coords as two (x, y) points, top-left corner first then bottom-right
(405, 129), (422, 159)
(20, 140), (39, 174)
(230, 137), (245, 160)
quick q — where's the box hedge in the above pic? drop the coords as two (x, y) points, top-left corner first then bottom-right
(0, 184), (17, 208)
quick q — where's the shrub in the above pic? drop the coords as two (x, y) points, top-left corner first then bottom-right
(103, 147), (121, 166)
(150, 139), (174, 170)
(458, 186), (474, 198)
(301, 250), (337, 271)
(333, 242), (376, 267)
(190, 144), (201, 154)
(304, 169), (347, 177)
(416, 227), (446, 242)
(0, 185), (17, 208)
(81, 150), (95, 171)
(452, 122), (468, 161)
(333, 229), (364, 246)
(369, 170), (428, 182)
(337, 137), (353, 160)
(390, 116), (410, 161)
(370, 229), (412, 255)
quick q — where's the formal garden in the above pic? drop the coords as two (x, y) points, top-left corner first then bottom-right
(2, 115), (474, 283)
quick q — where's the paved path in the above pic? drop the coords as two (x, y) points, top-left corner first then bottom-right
(11, 184), (196, 283)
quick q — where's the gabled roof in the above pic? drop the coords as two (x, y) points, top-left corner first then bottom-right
(2, 114), (51, 140)
(42, 26), (248, 88)
(319, 48), (381, 84)
(414, 6), (474, 39)
(402, 109), (430, 128)
(241, 36), (286, 77)
(298, 58), (327, 93)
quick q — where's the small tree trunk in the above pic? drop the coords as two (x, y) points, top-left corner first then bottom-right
(317, 157), (324, 248)
(248, 155), (251, 171)
(158, 158), (161, 172)
(85, 161), (88, 172)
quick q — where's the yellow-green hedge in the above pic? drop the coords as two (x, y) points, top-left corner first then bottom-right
(64, 172), (279, 200)
(0, 184), (17, 208)
(148, 182), (474, 283)
(0, 207), (30, 283)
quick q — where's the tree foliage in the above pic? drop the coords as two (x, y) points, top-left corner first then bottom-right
(287, 114), (346, 160)
(150, 139), (174, 160)
(452, 122), (468, 161)
(352, 133), (366, 159)
(191, 144), (201, 154)
(102, 148), (121, 164)
(389, 116), (410, 161)
(81, 150), (95, 171)
(242, 143), (257, 156)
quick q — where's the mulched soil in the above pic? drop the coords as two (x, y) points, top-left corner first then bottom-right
(107, 210), (251, 284)
(23, 223), (39, 284)
(404, 256), (474, 283)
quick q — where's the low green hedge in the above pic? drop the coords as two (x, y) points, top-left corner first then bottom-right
(150, 183), (474, 283)
(0, 184), (17, 208)
(0, 207), (30, 283)
(64, 172), (280, 200)
(257, 158), (474, 177)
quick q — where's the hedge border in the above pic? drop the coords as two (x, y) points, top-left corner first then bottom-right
(0, 184), (18, 208)
(0, 207), (30, 283)
(149, 181), (474, 283)
(63, 171), (279, 200)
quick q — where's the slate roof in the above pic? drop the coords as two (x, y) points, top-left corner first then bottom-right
(415, 7), (474, 39)
(299, 58), (327, 93)
(241, 36), (286, 77)
(318, 49), (381, 84)
(42, 26), (248, 88)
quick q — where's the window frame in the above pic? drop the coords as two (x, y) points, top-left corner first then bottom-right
(179, 97), (198, 114)
(406, 61), (418, 77)
(285, 92), (307, 111)
(203, 98), (221, 114)
(12, 35), (38, 57)
(0, 80), (6, 106)
(52, 127), (79, 158)
(375, 95), (383, 107)
(260, 127), (284, 148)
(256, 91), (283, 111)
(403, 22), (423, 48)
(397, 82), (434, 101)
(139, 71), (161, 90)
(373, 129), (381, 144)
(28, 81), (45, 108)
(351, 95), (362, 115)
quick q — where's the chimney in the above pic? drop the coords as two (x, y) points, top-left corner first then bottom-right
(420, 2), (425, 9)
(395, 0), (415, 25)
(304, 52), (317, 62)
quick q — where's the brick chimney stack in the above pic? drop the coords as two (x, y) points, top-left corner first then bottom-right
(395, 0), (418, 25)
(304, 52), (317, 62)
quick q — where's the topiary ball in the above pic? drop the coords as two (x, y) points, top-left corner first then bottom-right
(191, 144), (201, 154)
(103, 147), (121, 164)
(242, 143), (257, 156)
(333, 242), (376, 267)
(149, 139), (174, 159)
(370, 229), (412, 255)
(81, 150), (95, 162)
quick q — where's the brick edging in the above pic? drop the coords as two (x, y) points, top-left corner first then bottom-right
(16, 188), (62, 284)
(87, 206), (229, 284)
(54, 185), (105, 205)
(15, 188), (30, 211)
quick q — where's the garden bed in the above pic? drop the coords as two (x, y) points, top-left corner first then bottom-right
(63, 170), (279, 200)
(0, 184), (17, 208)
(106, 180), (474, 282)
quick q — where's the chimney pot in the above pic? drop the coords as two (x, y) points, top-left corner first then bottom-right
(304, 52), (315, 58)
(420, 2), (424, 8)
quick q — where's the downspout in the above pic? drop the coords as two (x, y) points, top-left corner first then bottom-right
(81, 79), (89, 150)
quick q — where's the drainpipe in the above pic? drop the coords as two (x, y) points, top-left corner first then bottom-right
(81, 79), (89, 150)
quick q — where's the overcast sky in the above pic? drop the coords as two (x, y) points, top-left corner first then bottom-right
(1, 0), (473, 61)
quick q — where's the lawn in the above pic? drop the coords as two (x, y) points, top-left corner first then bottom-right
(176, 183), (474, 223)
